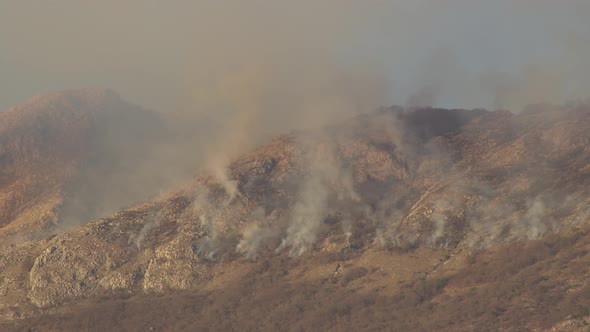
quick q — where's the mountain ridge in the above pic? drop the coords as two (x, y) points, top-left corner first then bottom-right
(1, 91), (590, 330)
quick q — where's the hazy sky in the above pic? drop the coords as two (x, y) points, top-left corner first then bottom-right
(1, 1), (589, 112)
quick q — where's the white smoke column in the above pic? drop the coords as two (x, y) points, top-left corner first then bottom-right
(373, 228), (387, 248)
(190, 185), (234, 260)
(524, 199), (547, 240)
(129, 213), (159, 250)
(236, 224), (274, 260)
(428, 213), (446, 248)
(235, 208), (275, 260)
(208, 154), (238, 199)
(426, 198), (454, 248)
(276, 175), (328, 257)
(196, 213), (219, 260)
(341, 218), (353, 243)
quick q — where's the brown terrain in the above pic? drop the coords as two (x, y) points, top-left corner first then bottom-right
(1, 90), (590, 331)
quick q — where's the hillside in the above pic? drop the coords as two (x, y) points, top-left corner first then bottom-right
(0, 89), (191, 241)
(1, 99), (590, 331)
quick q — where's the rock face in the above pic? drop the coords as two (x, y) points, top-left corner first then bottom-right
(1, 99), (590, 331)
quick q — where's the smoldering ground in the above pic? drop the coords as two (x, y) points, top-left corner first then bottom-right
(175, 103), (590, 261)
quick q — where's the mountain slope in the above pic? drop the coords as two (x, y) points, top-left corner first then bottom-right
(1, 101), (590, 331)
(0, 89), (169, 240)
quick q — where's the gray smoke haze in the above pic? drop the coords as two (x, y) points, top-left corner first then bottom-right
(3, 2), (590, 211)
(2, 1), (589, 113)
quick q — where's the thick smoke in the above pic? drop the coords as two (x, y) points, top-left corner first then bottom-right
(189, 185), (238, 261)
(232, 137), (366, 258)
(188, 61), (390, 190)
(275, 175), (328, 257)
(235, 213), (275, 260)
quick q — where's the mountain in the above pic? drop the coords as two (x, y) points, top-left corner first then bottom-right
(0, 89), (200, 242)
(1, 97), (590, 331)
